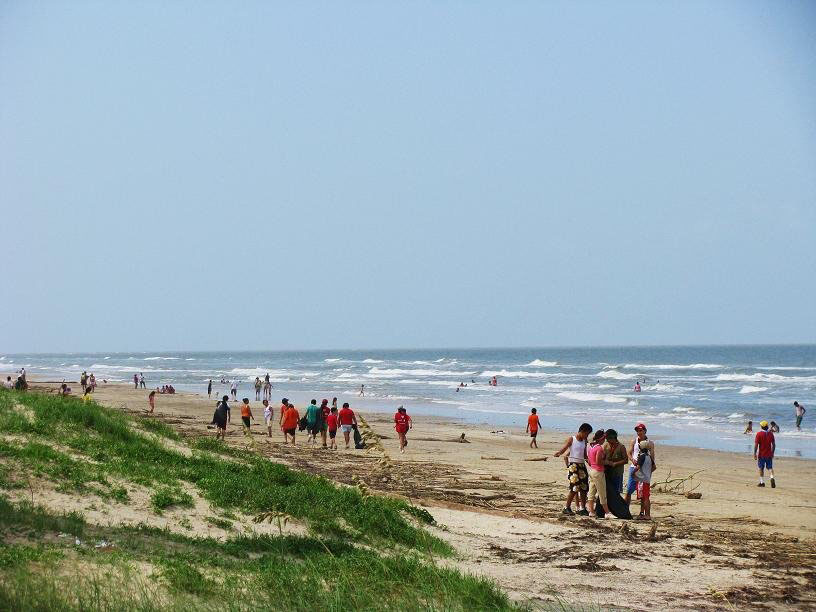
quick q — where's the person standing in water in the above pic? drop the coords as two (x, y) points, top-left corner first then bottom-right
(794, 401), (806, 431)
(359, 384), (364, 396)
(754, 420), (776, 488)
(207, 379), (213, 398)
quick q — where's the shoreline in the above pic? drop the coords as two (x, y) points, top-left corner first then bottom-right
(12, 375), (816, 467)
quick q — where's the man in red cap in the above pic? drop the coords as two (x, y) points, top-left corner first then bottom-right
(625, 422), (656, 520)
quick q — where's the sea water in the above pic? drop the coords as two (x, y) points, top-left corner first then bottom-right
(3, 345), (815, 457)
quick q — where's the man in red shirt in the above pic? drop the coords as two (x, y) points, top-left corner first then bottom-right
(526, 408), (542, 448)
(394, 406), (412, 454)
(753, 420), (776, 488)
(338, 402), (357, 449)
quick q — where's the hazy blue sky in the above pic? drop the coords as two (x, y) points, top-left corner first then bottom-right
(2, 1), (814, 352)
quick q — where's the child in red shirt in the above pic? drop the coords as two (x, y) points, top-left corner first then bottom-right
(394, 406), (412, 454)
(753, 420), (776, 487)
(526, 408), (541, 448)
(326, 407), (339, 450)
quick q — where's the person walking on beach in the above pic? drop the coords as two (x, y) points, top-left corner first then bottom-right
(359, 384), (364, 396)
(148, 390), (156, 414)
(230, 380), (238, 401)
(281, 402), (299, 445)
(554, 422), (592, 515)
(394, 406), (412, 453)
(754, 420), (776, 488)
(339, 402), (357, 449)
(139, 373), (145, 388)
(133, 374), (139, 389)
(254, 377), (262, 401)
(319, 399), (331, 448)
(240, 398), (255, 433)
(305, 399), (322, 445)
(326, 406), (339, 450)
(526, 408), (542, 448)
(262, 399), (274, 437)
(794, 401), (806, 431)
(625, 423), (656, 520)
(602, 429), (629, 495)
(207, 379), (213, 398)
(278, 397), (289, 440)
(80, 371), (88, 393)
(212, 395), (230, 440)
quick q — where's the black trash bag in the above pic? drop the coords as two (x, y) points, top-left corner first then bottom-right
(595, 472), (633, 520)
(298, 416), (308, 432)
(352, 424), (366, 449)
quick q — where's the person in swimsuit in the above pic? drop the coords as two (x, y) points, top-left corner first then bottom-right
(148, 390), (156, 413)
(554, 422), (592, 516)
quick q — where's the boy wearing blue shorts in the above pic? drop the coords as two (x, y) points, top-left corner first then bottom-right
(754, 420), (776, 488)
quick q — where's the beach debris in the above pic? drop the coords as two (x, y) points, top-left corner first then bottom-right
(457, 433), (470, 443)
(619, 523), (637, 541)
(685, 491), (703, 499)
(74, 538), (82, 546)
(523, 456), (548, 462)
(490, 430), (506, 434)
(480, 456), (509, 461)
(653, 469), (704, 496)
(95, 540), (115, 550)
(645, 523), (658, 542)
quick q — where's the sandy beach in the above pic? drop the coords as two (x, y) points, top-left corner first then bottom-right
(13, 379), (816, 609)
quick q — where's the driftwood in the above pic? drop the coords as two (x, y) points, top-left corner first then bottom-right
(652, 469), (704, 495)
(481, 456), (510, 461)
(523, 456), (549, 462)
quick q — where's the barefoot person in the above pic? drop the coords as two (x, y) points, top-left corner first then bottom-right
(526, 408), (541, 448)
(207, 379), (213, 398)
(339, 402), (357, 449)
(625, 423), (656, 520)
(319, 399), (330, 448)
(281, 402), (299, 445)
(305, 399), (321, 445)
(794, 401), (806, 431)
(326, 406), (339, 450)
(278, 397), (289, 439)
(587, 430), (612, 518)
(212, 395), (230, 440)
(240, 398), (255, 432)
(754, 420), (776, 488)
(554, 422), (592, 516)
(262, 399), (274, 437)
(148, 390), (156, 413)
(394, 406), (412, 453)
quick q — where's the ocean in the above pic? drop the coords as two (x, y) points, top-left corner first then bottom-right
(3, 345), (815, 457)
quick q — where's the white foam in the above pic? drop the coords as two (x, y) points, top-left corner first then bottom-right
(597, 369), (636, 380)
(622, 363), (723, 370)
(324, 358), (343, 362)
(727, 412), (746, 419)
(715, 373), (808, 383)
(362, 359), (384, 363)
(673, 406), (698, 413)
(479, 369), (558, 378)
(526, 359), (558, 367)
(143, 356), (180, 361)
(557, 391), (629, 404)
(739, 385), (768, 394)
(370, 367), (475, 377)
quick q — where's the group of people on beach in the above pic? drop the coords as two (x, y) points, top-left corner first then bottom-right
(550, 419), (655, 520)
(208, 395), (414, 453)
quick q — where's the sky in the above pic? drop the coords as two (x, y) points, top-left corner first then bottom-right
(1, 1), (815, 352)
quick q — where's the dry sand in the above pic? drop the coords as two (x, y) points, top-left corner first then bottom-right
(18, 380), (816, 609)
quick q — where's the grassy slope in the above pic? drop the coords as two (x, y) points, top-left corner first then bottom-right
(0, 389), (517, 611)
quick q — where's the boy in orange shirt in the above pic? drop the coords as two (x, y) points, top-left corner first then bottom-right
(526, 408), (542, 448)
